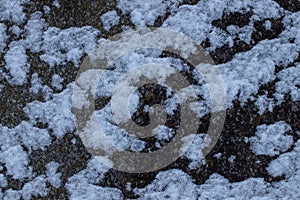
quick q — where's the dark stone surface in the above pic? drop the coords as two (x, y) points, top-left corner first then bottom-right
(1, 0), (299, 199)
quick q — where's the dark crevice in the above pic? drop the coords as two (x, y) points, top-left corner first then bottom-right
(273, 0), (300, 12)
(29, 133), (91, 182)
(212, 11), (253, 30)
(210, 17), (284, 64)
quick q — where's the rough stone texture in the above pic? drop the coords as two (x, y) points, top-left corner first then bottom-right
(1, 0), (300, 199)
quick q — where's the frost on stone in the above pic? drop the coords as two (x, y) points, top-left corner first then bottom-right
(163, 0), (283, 46)
(24, 84), (75, 138)
(255, 95), (276, 115)
(219, 44), (274, 107)
(24, 12), (47, 53)
(15, 121), (51, 152)
(0, 145), (32, 179)
(276, 64), (300, 101)
(153, 125), (175, 141)
(215, 36), (298, 107)
(228, 155), (236, 163)
(40, 26), (99, 67)
(118, 0), (183, 28)
(0, 125), (19, 151)
(66, 158), (123, 200)
(101, 10), (120, 31)
(51, 74), (64, 90)
(29, 73), (49, 96)
(249, 121), (293, 156)
(267, 139), (300, 179)
(4, 190), (21, 200)
(282, 12), (300, 48)
(1, 160), (62, 199)
(0, 119), (50, 154)
(0, 0), (28, 24)
(198, 174), (270, 199)
(94, 50), (207, 153)
(67, 183), (123, 200)
(10, 25), (22, 37)
(134, 169), (272, 199)
(21, 175), (49, 200)
(1, 0), (300, 198)
(0, 23), (7, 53)
(134, 169), (198, 200)
(265, 140), (300, 199)
(180, 134), (207, 169)
(164, 95), (179, 115)
(0, 174), (7, 188)
(4, 42), (29, 85)
(68, 158), (109, 185)
(160, 0), (298, 108)
(95, 70), (123, 98)
(162, 4), (214, 44)
(46, 162), (61, 188)
(96, 104), (146, 152)
(30, 73), (42, 90)
(52, 0), (60, 8)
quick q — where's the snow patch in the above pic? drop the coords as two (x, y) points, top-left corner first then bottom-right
(249, 121), (293, 156)
(4, 43), (29, 85)
(101, 10), (120, 31)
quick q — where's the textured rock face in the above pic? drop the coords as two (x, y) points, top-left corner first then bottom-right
(0, 0), (300, 199)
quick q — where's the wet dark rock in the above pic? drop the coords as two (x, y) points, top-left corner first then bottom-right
(251, 18), (284, 43)
(29, 133), (91, 180)
(210, 17), (284, 64)
(211, 40), (251, 64)
(212, 11), (253, 30)
(274, 0), (300, 12)
(2, 0), (299, 199)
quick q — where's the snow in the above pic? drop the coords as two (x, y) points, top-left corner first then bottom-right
(0, 145), (32, 179)
(228, 155), (236, 163)
(101, 10), (120, 31)
(95, 104), (146, 152)
(134, 163), (299, 199)
(255, 95), (276, 115)
(3, 190), (21, 200)
(135, 169), (198, 200)
(1, 161), (63, 199)
(52, 0), (60, 8)
(153, 125), (175, 140)
(29, 73), (44, 94)
(161, 0), (298, 108)
(4, 42), (29, 85)
(0, 23), (7, 53)
(276, 64), (300, 101)
(249, 121), (293, 156)
(24, 84), (75, 138)
(46, 162), (61, 188)
(66, 158), (123, 200)
(0, 125), (19, 151)
(51, 74), (63, 90)
(0, 174), (7, 188)
(68, 183), (123, 200)
(43, 6), (50, 14)
(197, 174), (270, 199)
(40, 26), (100, 67)
(21, 175), (49, 200)
(15, 121), (52, 151)
(180, 134), (207, 169)
(24, 12), (47, 53)
(10, 25), (22, 36)
(0, 0), (28, 24)
(118, 0), (183, 28)
(1, 0), (300, 198)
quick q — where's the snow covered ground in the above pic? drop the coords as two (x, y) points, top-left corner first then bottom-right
(0, 0), (300, 199)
